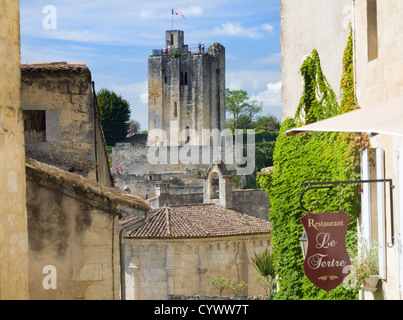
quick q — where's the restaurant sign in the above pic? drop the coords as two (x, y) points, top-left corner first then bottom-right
(301, 211), (351, 291)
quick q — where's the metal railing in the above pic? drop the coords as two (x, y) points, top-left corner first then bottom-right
(151, 45), (208, 56)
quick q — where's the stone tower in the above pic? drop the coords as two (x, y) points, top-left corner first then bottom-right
(148, 30), (225, 146)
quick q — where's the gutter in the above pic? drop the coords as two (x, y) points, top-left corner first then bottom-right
(119, 207), (150, 300)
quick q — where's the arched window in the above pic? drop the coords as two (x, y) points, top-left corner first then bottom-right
(210, 172), (220, 200)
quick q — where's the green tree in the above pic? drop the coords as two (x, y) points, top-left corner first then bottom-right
(254, 114), (280, 132)
(225, 89), (262, 131)
(96, 88), (131, 146)
(210, 275), (232, 296)
(252, 248), (276, 297)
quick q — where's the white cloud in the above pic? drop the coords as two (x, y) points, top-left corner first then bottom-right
(213, 22), (274, 39)
(139, 9), (159, 20)
(262, 24), (274, 33)
(181, 6), (203, 17)
(253, 52), (281, 65)
(226, 70), (281, 92)
(249, 81), (282, 119)
(213, 22), (261, 38)
(226, 71), (282, 119)
(250, 81), (282, 107)
(48, 29), (112, 43)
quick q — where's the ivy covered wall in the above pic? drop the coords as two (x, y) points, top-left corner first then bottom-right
(258, 28), (369, 300)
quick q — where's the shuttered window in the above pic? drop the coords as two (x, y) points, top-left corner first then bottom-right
(23, 110), (46, 142)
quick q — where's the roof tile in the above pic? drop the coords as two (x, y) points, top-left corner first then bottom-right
(121, 204), (271, 239)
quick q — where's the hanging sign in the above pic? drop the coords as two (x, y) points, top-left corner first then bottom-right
(301, 211), (351, 291)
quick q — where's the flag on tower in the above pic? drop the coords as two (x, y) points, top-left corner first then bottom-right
(171, 9), (185, 30)
(172, 9), (185, 19)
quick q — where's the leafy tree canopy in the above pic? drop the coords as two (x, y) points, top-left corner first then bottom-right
(225, 89), (263, 131)
(96, 88), (131, 146)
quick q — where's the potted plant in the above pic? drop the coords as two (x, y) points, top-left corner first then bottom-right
(349, 238), (379, 291)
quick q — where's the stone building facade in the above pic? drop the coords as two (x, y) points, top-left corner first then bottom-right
(121, 204), (271, 300)
(353, 0), (403, 300)
(21, 62), (111, 186)
(148, 30), (226, 146)
(0, 0), (30, 300)
(120, 162), (271, 300)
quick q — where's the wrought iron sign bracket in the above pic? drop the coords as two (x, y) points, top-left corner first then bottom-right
(299, 179), (395, 247)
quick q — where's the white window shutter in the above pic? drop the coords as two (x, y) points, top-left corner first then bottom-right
(376, 148), (386, 279)
(361, 149), (371, 241)
(397, 150), (403, 291)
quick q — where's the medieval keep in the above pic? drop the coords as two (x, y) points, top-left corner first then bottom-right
(148, 30), (226, 146)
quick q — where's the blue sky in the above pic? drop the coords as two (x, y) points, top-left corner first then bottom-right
(20, 0), (281, 131)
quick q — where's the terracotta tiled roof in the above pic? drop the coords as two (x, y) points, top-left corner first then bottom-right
(121, 204), (271, 239)
(21, 62), (90, 75)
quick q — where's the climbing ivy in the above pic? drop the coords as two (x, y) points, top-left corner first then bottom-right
(295, 49), (339, 125)
(340, 25), (356, 114)
(258, 28), (366, 300)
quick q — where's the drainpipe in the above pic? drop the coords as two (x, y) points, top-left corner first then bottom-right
(119, 207), (150, 300)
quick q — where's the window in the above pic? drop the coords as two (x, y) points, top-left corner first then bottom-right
(174, 102), (178, 117)
(180, 72), (188, 86)
(23, 110), (46, 142)
(367, 0), (378, 61)
(210, 172), (220, 200)
(185, 126), (190, 143)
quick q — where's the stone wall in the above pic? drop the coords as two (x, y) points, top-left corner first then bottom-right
(112, 144), (239, 199)
(232, 189), (270, 220)
(0, 0), (30, 299)
(25, 159), (130, 300)
(124, 235), (271, 300)
(21, 63), (112, 186)
(149, 189), (269, 220)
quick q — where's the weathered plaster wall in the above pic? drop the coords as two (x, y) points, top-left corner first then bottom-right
(0, 0), (30, 299)
(280, 0), (351, 120)
(124, 235), (271, 300)
(25, 161), (121, 300)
